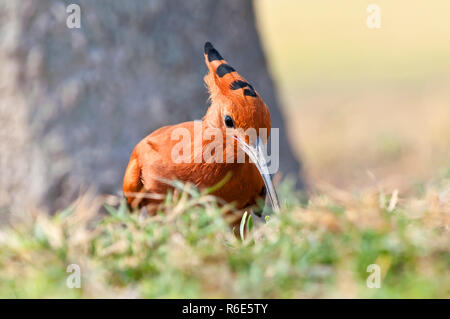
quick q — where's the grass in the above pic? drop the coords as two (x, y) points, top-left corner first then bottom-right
(0, 171), (448, 298)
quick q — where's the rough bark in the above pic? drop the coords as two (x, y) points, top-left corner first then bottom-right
(0, 0), (304, 217)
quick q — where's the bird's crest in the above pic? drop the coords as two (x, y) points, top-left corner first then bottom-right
(203, 42), (261, 106)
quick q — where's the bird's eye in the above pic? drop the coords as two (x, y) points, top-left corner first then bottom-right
(259, 186), (267, 198)
(224, 115), (235, 128)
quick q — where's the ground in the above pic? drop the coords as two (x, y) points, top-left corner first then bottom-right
(0, 173), (448, 298)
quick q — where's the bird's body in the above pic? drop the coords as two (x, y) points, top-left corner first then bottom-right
(123, 42), (274, 216)
(123, 121), (265, 212)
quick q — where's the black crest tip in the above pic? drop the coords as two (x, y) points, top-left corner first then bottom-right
(204, 41), (224, 62)
(204, 42), (213, 54)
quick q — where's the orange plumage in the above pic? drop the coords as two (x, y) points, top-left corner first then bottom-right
(123, 42), (272, 218)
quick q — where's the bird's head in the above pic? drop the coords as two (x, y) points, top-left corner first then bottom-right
(202, 42), (279, 212)
(202, 42), (271, 145)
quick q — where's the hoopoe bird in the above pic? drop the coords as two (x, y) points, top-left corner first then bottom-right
(123, 42), (279, 223)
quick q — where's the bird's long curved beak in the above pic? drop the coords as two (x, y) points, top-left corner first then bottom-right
(235, 136), (280, 213)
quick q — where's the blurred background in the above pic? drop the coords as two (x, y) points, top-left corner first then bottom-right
(256, 0), (450, 191)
